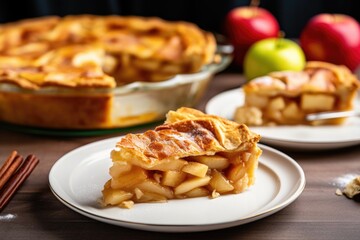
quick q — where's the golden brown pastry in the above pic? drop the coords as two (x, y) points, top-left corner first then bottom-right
(102, 107), (262, 208)
(0, 15), (217, 129)
(0, 15), (216, 89)
(234, 61), (360, 126)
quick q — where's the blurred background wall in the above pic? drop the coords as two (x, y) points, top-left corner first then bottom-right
(0, 0), (359, 38)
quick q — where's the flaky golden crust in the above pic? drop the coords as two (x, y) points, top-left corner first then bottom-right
(305, 61), (359, 88)
(114, 107), (260, 168)
(244, 61), (359, 96)
(165, 107), (260, 149)
(0, 15), (216, 89)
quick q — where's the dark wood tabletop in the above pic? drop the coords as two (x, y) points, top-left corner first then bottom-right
(0, 73), (359, 240)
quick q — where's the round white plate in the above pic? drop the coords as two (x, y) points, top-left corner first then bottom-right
(49, 137), (305, 232)
(206, 88), (360, 150)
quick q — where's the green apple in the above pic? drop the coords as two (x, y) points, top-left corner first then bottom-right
(243, 38), (306, 81)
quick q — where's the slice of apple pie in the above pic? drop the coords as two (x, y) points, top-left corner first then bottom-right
(102, 107), (261, 208)
(234, 61), (360, 126)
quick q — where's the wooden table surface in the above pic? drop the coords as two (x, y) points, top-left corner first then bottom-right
(0, 73), (359, 240)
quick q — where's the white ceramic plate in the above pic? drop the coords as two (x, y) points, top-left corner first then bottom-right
(206, 88), (360, 150)
(49, 137), (305, 232)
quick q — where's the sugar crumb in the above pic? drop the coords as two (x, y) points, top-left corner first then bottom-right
(0, 214), (17, 221)
(335, 188), (343, 196)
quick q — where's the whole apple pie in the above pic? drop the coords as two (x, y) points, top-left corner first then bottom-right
(102, 107), (262, 208)
(0, 15), (216, 88)
(234, 61), (359, 126)
(0, 15), (217, 129)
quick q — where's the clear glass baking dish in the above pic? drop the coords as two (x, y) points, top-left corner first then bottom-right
(0, 43), (232, 134)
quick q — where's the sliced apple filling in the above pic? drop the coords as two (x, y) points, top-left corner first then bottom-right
(234, 61), (359, 126)
(102, 107), (262, 208)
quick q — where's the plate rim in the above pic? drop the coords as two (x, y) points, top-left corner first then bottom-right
(205, 87), (360, 148)
(48, 137), (306, 232)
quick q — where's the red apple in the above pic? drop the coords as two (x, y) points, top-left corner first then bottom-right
(225, 6), (280, 68)
(300, 13), (360, 71)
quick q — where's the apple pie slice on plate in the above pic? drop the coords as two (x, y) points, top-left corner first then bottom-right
(234, 61), (360, 126)
(102, 107), (262, 208)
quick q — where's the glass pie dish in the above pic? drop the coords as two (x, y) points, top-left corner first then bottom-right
(0, 43), (232, 134)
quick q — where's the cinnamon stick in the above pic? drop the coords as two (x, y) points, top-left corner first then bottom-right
(0, 155), (23, 190)
(0, 151), (18, 179)
(0, 154), (39, 211)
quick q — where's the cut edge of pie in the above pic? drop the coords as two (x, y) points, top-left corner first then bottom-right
(101, 107), (262, 208)
(234, 61), (360, 126)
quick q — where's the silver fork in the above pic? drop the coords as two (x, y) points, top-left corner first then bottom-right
(306, 110), (360, 121)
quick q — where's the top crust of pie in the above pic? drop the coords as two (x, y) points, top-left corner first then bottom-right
(113, 107), (261, 167)
(0, 15), (216, 90)
(243, 61), (359, 96)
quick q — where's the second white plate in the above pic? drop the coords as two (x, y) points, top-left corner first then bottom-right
(206, 88), (360, 150)
(49, 137), (305, 232)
